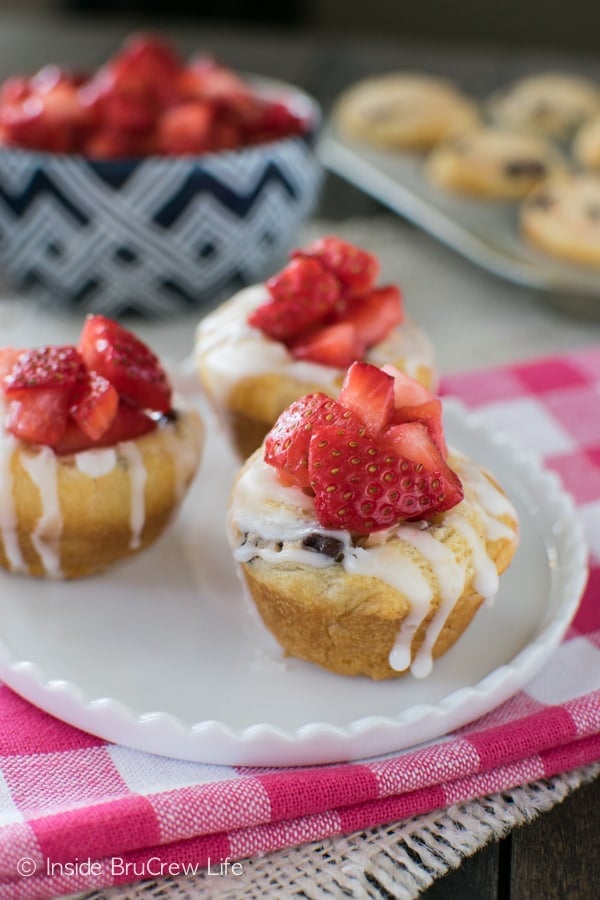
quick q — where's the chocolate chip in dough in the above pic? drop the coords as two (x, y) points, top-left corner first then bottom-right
(504, 159), (547, 179)
(302, 533), (344, 560)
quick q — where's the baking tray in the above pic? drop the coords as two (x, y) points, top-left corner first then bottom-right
(319, 125), (600, 307)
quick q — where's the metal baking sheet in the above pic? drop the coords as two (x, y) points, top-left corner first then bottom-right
(319, 125), (600, 302)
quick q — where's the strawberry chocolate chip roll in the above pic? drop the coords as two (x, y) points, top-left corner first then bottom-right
(195, 236), (436, 460)
(0, 316), (203, 579)
(228, 362), (519, 680)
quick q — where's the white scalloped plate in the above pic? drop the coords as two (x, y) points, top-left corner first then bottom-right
(0, 399), (588, 766)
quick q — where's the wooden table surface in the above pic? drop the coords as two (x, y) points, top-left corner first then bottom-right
(0, 13), (598, 899)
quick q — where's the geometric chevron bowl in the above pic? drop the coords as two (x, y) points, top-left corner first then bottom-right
(0, 80), (322, 317)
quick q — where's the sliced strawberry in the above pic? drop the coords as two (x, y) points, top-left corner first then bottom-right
(382, 365), (434, 408)
(78, 315), (171, 413)
(4, 345), (85, 396)
(53, 401), (157, 456)
(5, 391), (70, 446)
(297, 237), (379, 298)
(391, 398), (448, 458)
(343, 285), (404, 351)
(0, 347), (23, 381)
(70, 371), (119, 441)
(338, 361), (395, 433)
(264, 392), (363, 489)
(156, 100), (215, 155)
(289, 322), (359, 369)
(309, 423), (462, 533)
(384, 422), (463, 513)
(249, 258), (340, 343)
(3, 345), (86, 445)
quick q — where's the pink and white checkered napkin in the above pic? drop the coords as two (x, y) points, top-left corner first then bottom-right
(1, 348), (599, 900)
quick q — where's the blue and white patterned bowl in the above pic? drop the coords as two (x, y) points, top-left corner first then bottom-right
(0, 78), (322, 317)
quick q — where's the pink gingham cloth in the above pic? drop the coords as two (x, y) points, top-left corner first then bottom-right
(1, 347), (599, 900)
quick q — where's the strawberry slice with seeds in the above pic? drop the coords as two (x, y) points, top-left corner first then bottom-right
(391, 399), (448, 458)
(264, 392), (363, 488)
(343, 285), (404, 350)
(249, 257), (340, 343)
(338, 361), (395, 434)
(70, 371), (119, 441)
(289, 322), (359, 369)
(309, 423), (463, 533)
(0, 347), (23, 381)
(4, 345), (85, 445)
(384, 422), (463, 513)
(297, 237), (379, 298)
(78, 315), (171, 413)
(53, 401), (157, 456)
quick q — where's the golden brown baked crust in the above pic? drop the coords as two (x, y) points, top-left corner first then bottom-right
(334, 73), (479, 151)
(520, 174), (600, 268)
(0, 409), (203, 579)
(212, 360), (436, 461)
(233, 459), (518, 680)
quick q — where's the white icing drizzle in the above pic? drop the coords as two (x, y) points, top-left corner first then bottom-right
(444, 510), (500, 606)
(117, 442), (147, 550)
(20, 447), (63, 578)
(75, 448), (117, 479)
(0, 425), (27, 572)
(344, 543), (432, 673)
(159, 426), (198, 503)
(397, 527), (467, 678)
(195, 284), (437, 405)
(230, 449), (517, 678)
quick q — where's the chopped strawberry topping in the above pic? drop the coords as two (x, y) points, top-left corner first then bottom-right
(70, 371), (119, 441)
(0, 35), (309, 157)
(289, 322), (357, 369)
(338, 361), (395, 434)
(248, 257), (341, 343)
(248, 238), (404, 368)
(297, 236), (379, 297)
(264, 361), (463, 533)
(78, 315), (171, 413)
(53, 401), (157, 455)
(342, 286), (404, 352)
(264, 392), (364, 489)
(1, 318), (173, 453)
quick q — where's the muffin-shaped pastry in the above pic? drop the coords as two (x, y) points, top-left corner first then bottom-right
(425, 128), (563, 200)
(196, 237), (436, 460)
(520, 173), (600, 267)
(333, 72), (479, 151)
(573, 114), (600, 172)
(0, 316), (203, 579)
(488, 72), (600, 138)
(229, 362), (519, 680)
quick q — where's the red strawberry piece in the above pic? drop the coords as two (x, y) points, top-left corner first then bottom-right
(249, 257), (340, 343)
(382, 365), (434, 407)
(343, 285), (404, 351)
(264, 392), (363, 489)
(53, 401), (156, 456)
(289, 322), (359, 369)
(384, 422), (463, 513)
(3, 345), (85, 446)
(70, 371), (119, 441)
(78, 315), (171, 413)
(338, 361), (395, 434)
(0, 347), (23, 381)
(297, 237), (379, 298)
(183, 57), (250, 104)
(391, 398), (448, 458)
(309, 423), (463, 533)
(0, 76), (31, 106)
(156, 101), (215, 155)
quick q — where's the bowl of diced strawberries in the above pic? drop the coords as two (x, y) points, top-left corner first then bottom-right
(0, 33), (322, 316)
